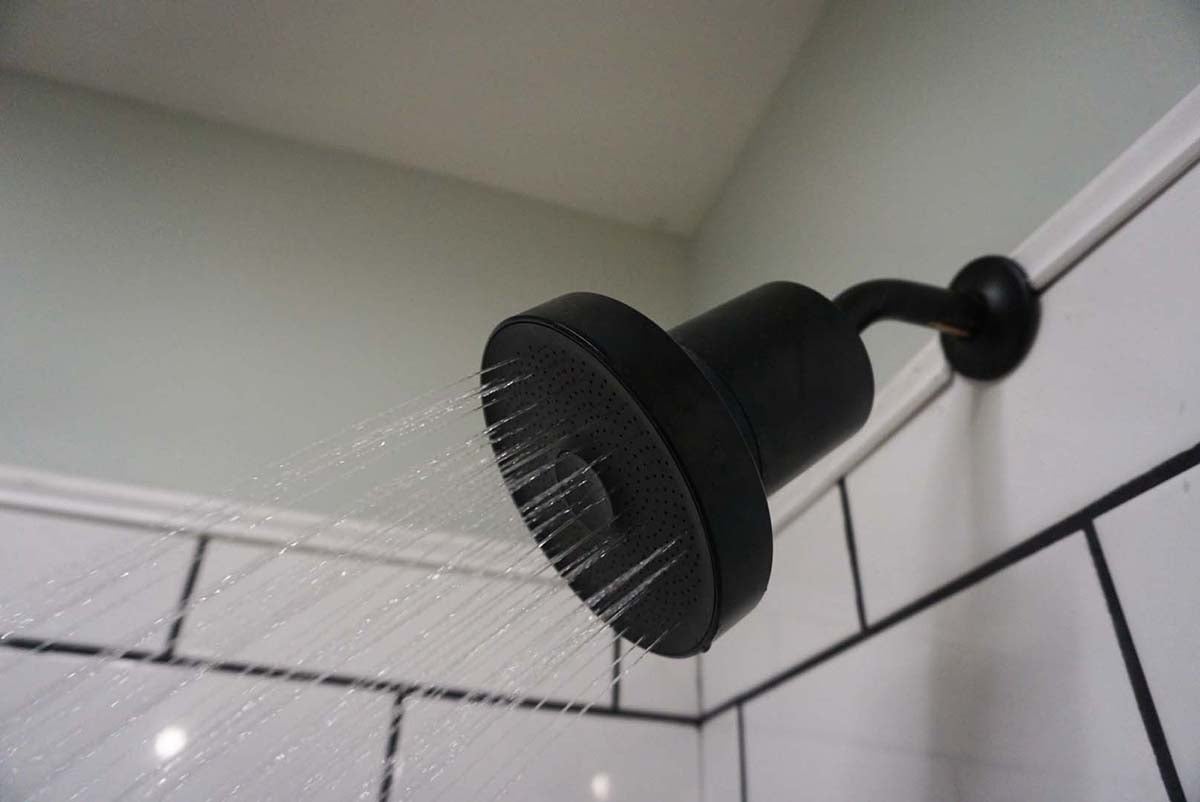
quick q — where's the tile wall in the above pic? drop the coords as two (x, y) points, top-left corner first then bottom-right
(0, 503), (700, 801)
(696, 137), (1200, 801)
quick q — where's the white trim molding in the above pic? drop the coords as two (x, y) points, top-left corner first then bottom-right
(5, 87), (1200, 546)
(0, 463), (550, 584)
(769, 82), (1200, 532)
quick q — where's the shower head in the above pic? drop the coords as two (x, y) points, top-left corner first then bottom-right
(482, 255), (1037, 657)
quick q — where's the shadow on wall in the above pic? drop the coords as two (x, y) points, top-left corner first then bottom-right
(920, 581), (1087, 794)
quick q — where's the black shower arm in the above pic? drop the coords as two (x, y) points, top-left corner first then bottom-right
(834, 278), (985, 338)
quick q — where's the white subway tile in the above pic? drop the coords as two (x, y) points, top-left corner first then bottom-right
(700, 489), (858, 710)
(182, 540), (616, 704)
(0, 507), (194, 652)
(397, 696), (699, 801)
(620, 642), (700, 716)
(0, 651), (393, 801)
(848, 162), (1200, 619)
(742, 535), (1165, 801)
(1096, 464), (1200, 800)
(700, 709), (741, 802)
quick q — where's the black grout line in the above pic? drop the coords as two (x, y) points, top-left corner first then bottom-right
(0, 635), (405, 693)
(704, 520), (1083, 720)
(837, 478), (868, 631)
(162, 533), (209, 659)
(377, 692), (405, 802)
(700, 439), (1200, 722)
(1084, 522), (1186, 802)
(1069, 441), (1200, 525)
(736, 704), (748, 802)
(9, 438), (1200, 737)
(0, 635), (116, 659)
(612, 637), (622, 709)
(415, 683), (697, 726)
(0, 634), (699, 727)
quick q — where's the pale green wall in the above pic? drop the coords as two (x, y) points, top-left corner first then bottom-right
(689, 0), (1200, 385)
(0, 72), (689, 496)
(7, 0), (1200, 496)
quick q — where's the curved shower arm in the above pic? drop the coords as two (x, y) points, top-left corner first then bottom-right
(834, 278), (985, 338)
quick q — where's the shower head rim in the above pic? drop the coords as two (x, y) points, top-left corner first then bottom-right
(483, 291), (773, 655)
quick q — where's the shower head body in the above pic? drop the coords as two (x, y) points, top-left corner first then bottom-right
(483, 256), (1036, 656)
(482, 283), (871, 656)
(670, 282), (874, 495)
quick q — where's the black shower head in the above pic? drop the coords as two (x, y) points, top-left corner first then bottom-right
(482, 256), (1036, 657)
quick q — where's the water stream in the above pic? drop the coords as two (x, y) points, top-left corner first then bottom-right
(0, 362), (685, 800)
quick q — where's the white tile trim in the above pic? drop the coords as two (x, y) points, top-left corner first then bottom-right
(1015, 83), (1200, 291)
(768, 81), (1200, 534)
(0, 463), (550, 583)
(769, 339), (950, 531)
(4, 84), (1199, 557)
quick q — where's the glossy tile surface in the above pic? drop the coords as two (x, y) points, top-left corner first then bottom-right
(183, 540), (616, 704)
(1097, 464), (1200, 800)
(0, 507), (194, 651)
(620, 641), (700, 716)
(848, 162), (1200, 619)
(700, 709), (741, 802)
(0, 651), (393, 801)
(397, 697), (699, 801)
(742, 535), (1165, 801)
(701, 489), (858, 710)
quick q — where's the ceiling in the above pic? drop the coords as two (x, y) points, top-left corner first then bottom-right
(0, 1), (825, 234)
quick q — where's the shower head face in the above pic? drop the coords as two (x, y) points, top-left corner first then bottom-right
(482, 293), (773, 657)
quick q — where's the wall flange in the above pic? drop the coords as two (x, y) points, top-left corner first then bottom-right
(940, 256), (1039, 380)
(834, 255), (1039, 381)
